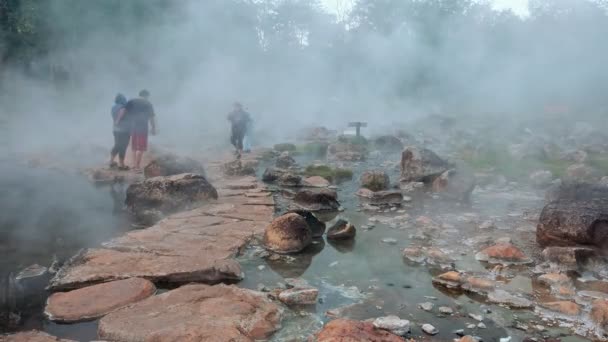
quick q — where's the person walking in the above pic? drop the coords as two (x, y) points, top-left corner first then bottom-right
(109, 93), (131, 170)
(125, 89), (157, 171)
(227, 102), (251, 156)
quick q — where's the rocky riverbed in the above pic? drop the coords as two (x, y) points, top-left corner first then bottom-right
(2, 119), (608, 342)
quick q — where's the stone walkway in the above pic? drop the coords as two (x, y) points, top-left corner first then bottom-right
(8, 149), (287, 341)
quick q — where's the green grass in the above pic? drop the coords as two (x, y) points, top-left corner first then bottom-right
(273, 143), (297, 152)
(296, 142), (329, 158)
(303, 165), (353, 183)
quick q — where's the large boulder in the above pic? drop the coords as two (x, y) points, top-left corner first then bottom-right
(537, 198), (608, 248)
(125, 173), (218, 224)
(98, 284), (283, 341)
(45, 278), (155, 322)
(143, 153), (205, 178)
(276, 152), (296, 169)
(294, 189), (340, 212)
(431, 167), (476, 201)
(262, 167), (288, 182)
(264, 213), (312, 254)
(286, 209), (326, 238)
(315, 319), (405, 342)
(400, 146), (450, 183)
(360, 170), (390, 192)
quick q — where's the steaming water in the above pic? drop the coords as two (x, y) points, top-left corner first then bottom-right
(0, 152), (594, 341)
(0, 162), (130, 335)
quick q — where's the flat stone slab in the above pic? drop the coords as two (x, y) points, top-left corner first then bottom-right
(50, 201), (270, 290)
(45, 278), (156, 322)
(0, 331), (76, 342)
(98, 284), (283, 342)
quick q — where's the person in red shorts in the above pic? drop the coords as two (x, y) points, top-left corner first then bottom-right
(125, 89), (157, 171)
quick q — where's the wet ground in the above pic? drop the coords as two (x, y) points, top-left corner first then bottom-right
(0, 149), (600, 341)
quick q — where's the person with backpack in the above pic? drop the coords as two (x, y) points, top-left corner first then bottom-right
(109, 93), (130, 170)
(227, 102), (251, 155)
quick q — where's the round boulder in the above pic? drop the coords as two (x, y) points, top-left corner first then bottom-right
(286, 209), (326, 238)
(294, 189), (340, 212)
(264, 213), (312, 254)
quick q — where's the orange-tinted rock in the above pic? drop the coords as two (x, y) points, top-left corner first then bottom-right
(432, 272), (463, 289)
(327, 220), (356, 240)
(591, 299), (608, 329)
(50, 205), (270, 290)
(45, 278), (155, 322)
(316, 319), (406, 342)
(540, 301), (581, 316)
(0, 331), (76, 342)
(463, 277), (496, 292)
(304, 176), (331, 188)
(538, 273), (571, 287)
(98, 284), (282, 341)
(475, 243), (529, 263)
(263, 213), (312, 254)
(459, 337), (478, 342)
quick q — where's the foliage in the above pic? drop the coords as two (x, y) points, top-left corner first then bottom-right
(274, 143), (297, 152)
(303, 164), (353, 183)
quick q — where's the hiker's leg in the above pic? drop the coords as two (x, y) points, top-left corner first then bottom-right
(117, 133), (129, 167)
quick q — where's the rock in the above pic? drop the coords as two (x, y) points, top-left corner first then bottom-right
(529, 170), (554, 188)
(601, 176), (608, 186)
(418, 302), (434, 311)
(316, 319), (405, 342)
(286, 210), (326, 238)
(487, 290), (533, 308)
(327, 219), (356, 240)
(561, 150), (588, 164)
(98, 284), (282, 341)
(381, 238), (398, 245)
(374, 135), (404, 151)
(264, 213), (312, 254)
(329, 142), (367, 162)
(262, 167), (289, 182)
(403, 247), (427, 263)
(421, 323), (438, 335)
(45, 278), (155, 322)
(459, 336), (479, 342)
(591, 299), (608, 330)
(537, 273), (571, 287)
(432, 271), (462, 289)
(431, 167), (476, 201)
(537, 197), (608, 248)
(400, 146), (449, 183)
(356, 189), (403, 206)
(278, 172), (303, 187)
(360, 170), (390, 192)
(479, 220), (496, 230)
(469, 313), (483, 321)
(373, 315), (411, 336)
(564, 163), (600, 182)
(0, 331), (76, 342)
(15, 264), (49, 299)
(539, 301), (580, 316)
(276, 153), (296, 169)
(278, 287), (318, 305)
(125, 173), (218, 224)
(462, 277), (496, 293)
(143, 153), (205, 178)
(49, 205), (271, 290)
(541, 246), (597, 266)
(294, 189), (340, 212)
(303, 176), (331, 188)
(438, 306), (453, 315)
(222, 159), (256, 176)
(475, 243), (529, 264)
